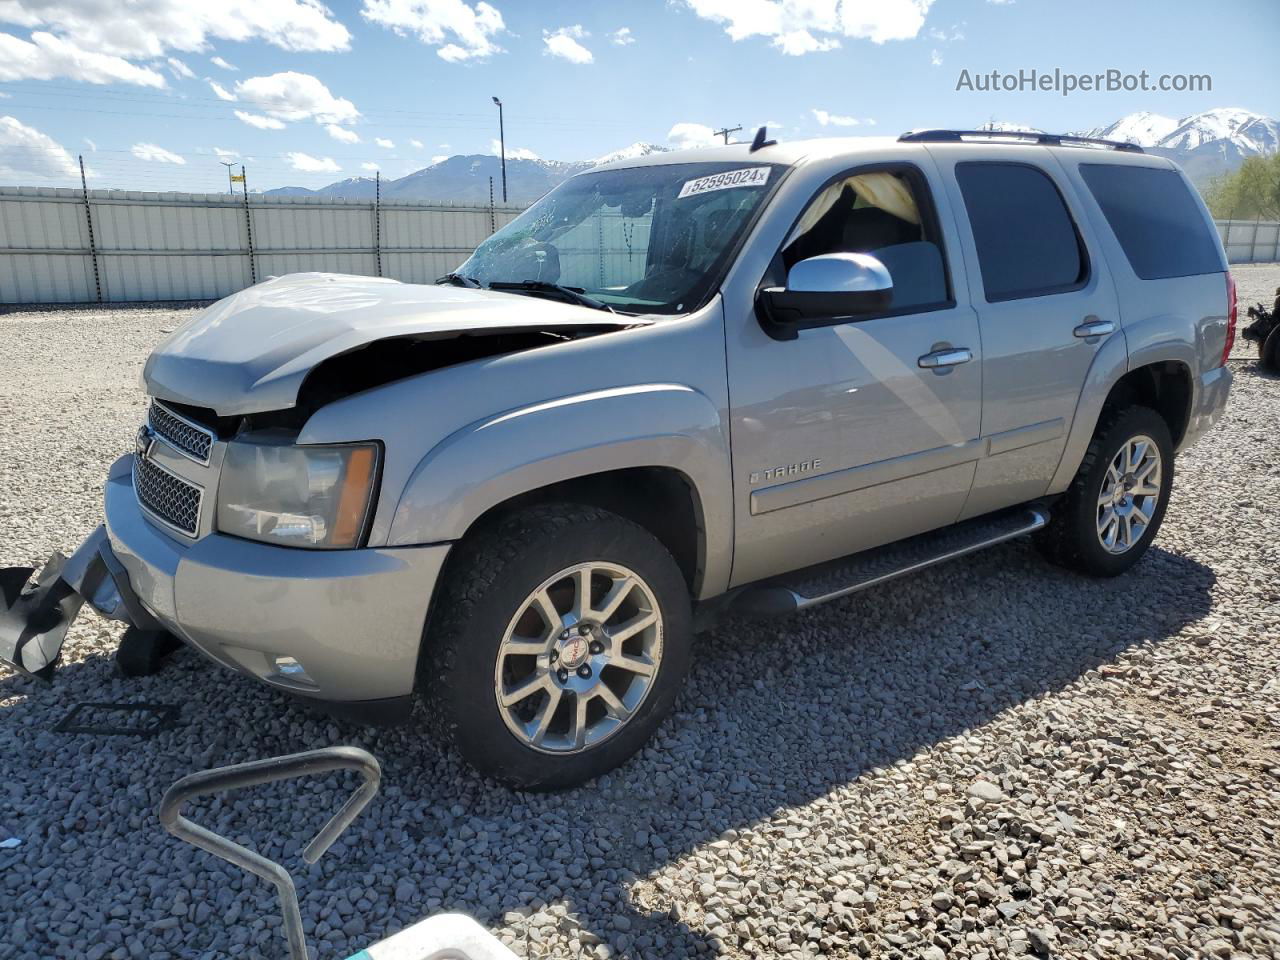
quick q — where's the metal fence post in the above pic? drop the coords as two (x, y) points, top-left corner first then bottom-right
(374, 171), (383, 278)
(78, 155), (102, 302)
(240, 166), (256, 285)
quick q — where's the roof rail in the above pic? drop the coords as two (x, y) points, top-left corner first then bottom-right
(898, 129), (1144, 153)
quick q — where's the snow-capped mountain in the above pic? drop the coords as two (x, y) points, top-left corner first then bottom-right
(266, 142), (671, 202)
(1080, 111), (1179, 148)
(976, 120), (1045, 134)
(1076, 108), (1278, 183)
(591, 142), (671, 165)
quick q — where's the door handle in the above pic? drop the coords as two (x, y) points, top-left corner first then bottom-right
(1073, 317), (1115, 338)
(918, 347), (973, 369)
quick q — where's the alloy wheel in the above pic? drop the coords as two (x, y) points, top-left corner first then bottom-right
(493, 561), (664, 754)
(1096, 434), (1162, 555)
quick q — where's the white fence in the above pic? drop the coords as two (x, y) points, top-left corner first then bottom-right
(1216, 219), (1280, 265)
(1, 186), (1276, 305)
(0, 186), (527, 304)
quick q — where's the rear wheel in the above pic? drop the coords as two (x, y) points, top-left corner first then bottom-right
(1035, 405), (1173, 577)
(1262, 326), (1280, 373)
(423, 504), (692, 789)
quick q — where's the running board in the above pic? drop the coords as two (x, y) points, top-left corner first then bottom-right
(731, 505), (1050, 617)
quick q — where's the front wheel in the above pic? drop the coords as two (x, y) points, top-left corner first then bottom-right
(1035, 405), (1174, 577)
(422, 504), (693, 790)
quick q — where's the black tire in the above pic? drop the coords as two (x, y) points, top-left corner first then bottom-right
(1262, 326), (1280, 373)
(422, 503), (693, 790)
(1034, 405), (1174, 577)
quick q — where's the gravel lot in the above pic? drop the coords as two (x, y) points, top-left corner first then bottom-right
(2, 265), (1279, 960)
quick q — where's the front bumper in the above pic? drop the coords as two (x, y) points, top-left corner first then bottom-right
(100, 454), (450, 703)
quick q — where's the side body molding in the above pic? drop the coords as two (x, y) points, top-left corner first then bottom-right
(386, 383), (734, 598)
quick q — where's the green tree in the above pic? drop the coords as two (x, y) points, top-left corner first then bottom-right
(1204, 153), (1280, 220)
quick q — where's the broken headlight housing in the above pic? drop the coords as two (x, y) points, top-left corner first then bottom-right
(216, 437), (380, 549)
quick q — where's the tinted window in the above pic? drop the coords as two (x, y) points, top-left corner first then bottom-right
(1079, 164), (1223, 280)
(956, 162), (1085, 301)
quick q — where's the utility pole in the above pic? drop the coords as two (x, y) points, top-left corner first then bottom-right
(219, 159), (236, 195)
(713, 125), (742, 144)
(492, 95), (507, 203)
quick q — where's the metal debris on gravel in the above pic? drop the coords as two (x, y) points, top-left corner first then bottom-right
(2, 267), (1279, 959)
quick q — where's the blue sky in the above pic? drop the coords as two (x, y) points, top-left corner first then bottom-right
(0, 0), (1276, 191)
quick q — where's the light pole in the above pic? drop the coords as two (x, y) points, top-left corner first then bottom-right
(218, 159), (236, 195)
(492, 95), (507, 204)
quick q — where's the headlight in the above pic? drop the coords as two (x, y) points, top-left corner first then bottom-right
(216, 437), (380, 549)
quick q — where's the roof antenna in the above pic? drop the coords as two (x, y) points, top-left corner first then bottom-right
(749, 125), (776, 153)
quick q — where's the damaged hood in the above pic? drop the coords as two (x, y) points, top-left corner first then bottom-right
(144, 273), (640, 415)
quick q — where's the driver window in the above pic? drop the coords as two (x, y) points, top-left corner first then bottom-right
(782, 169), (950, 313)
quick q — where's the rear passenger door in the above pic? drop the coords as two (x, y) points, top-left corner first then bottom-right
(931, 148), (1121, 519)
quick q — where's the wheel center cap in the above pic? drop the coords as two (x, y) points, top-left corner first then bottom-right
(559, 635), (590, 670)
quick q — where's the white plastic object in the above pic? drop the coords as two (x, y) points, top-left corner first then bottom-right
(346, 913), (518, 960)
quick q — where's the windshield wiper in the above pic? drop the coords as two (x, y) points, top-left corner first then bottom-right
(488, 280), (615, 313)
(436, 272), (481, 288)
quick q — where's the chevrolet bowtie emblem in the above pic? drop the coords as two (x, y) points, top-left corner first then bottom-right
(136, 425), (154, 460)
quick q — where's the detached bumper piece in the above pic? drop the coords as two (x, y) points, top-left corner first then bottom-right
(0, 525), (158, 681)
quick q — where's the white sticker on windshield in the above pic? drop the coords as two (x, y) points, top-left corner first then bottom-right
(677, 167), (770, 199)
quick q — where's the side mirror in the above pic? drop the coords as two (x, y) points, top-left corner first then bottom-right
(757, 252), (893, 334)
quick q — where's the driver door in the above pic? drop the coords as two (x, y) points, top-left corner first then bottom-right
(726, 162), (983, 586)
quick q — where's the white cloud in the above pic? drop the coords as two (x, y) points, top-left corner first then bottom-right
(409, 137), (423, 148)
(930, 48), (942, 66)
(214, 147), (238, 160)
(543, 24), (592, 64)
(0, 1), (351, 58)
(210, 55), (238, 70)
(166, 56), (194, 78)
(0, 114), (79, 179)
(438, 142), (450, 149)
(667, 122), (719, 149)
(326, 124), (360, 143)
(209, 80), (236, 101)
(361, 0), (505, 62)
(811, 108), (865, 127)
(286, 151), (340, 172)
(490, 138), (538, 160)
(131, 142), (186, 164)
(234, 109), (285, 129)
(374, 136), (395, 148)
(610, 26), (634, 45)
(0, 31), (166, 86)
(430, 154), (447, 164)
(682, 0), (933, 54)
(361, 161), (379, 171)
(234, 72), (358, 125)
(83, 136), (96, 150)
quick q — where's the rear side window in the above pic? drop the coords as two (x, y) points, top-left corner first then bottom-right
(956, 162), (1086, 302)
(1079, 164), (1223, 280)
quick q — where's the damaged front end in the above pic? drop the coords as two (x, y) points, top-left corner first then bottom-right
(0, 526), (160, 681)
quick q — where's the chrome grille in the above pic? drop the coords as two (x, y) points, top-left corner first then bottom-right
(149, 400), (214, 464)
(133, 455), (202, 536)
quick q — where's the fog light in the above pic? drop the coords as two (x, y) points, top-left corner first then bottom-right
(272, 656), (313, 683)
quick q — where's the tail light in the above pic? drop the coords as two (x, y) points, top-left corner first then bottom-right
(1222, 273), (1237, 366)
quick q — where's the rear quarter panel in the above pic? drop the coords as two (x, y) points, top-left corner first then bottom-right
(1046, 150), (1231, 490)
